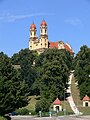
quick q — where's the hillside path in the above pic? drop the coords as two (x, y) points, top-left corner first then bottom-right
(66, 72), (80, 115)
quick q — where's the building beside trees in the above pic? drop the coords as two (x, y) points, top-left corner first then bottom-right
(83, 95), (90, 107)
(51, 98), (62, 112)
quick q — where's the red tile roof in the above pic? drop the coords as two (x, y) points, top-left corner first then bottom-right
(83, 95), (90, 101)
(64, 44), (74, 53)
(53, 98), (62, 105)
(49, 42), (58, 48)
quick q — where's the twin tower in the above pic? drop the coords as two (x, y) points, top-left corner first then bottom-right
(29, 19), (74, 55)
(29, 20), (49, 54)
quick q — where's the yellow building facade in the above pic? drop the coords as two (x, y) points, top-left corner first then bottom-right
(29, 20), (74, 55)
(29, 20), (49, 54)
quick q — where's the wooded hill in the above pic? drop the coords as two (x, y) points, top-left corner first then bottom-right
(0, 45), (90, 115)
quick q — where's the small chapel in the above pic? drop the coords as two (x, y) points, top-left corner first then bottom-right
(29, 19), (74, 55)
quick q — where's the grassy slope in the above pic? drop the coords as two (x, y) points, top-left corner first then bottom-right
(25, 95), (73, 114)
(0, 116), (6, 120)
(71, 75), (90, 115)
(25, 95), (40, 111)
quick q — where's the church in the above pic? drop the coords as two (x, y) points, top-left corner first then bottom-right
(29, 20), (74, 55)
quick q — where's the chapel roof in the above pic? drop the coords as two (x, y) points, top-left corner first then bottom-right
(53, 98), (62, 105)
(83, 95), (90, 101)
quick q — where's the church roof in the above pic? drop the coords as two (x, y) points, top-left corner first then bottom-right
(49, 42), (74, 53)
(49, 42), (58, 48)
(83, 95), (90, 101)
(53, 98), (62, 105)
(64, 44), (74, 53)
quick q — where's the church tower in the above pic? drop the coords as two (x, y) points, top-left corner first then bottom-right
(39, 20), (49, 49)
(29, 23), (38, 50)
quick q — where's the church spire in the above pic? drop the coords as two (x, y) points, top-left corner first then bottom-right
(30, 22), (37, 38)
(40, 19), (47, 36)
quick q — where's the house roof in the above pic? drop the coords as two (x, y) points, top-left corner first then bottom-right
(53, 98), (62, 105)
(83, 95), (90, 101)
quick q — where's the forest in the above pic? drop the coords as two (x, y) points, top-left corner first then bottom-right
(0, 45), (90, 116)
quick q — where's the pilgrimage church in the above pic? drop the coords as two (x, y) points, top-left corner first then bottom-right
(29, 20), (74, 55)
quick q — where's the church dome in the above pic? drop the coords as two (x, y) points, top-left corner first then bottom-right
(30, 23), (36, 29)
(40, 20), (47, 26)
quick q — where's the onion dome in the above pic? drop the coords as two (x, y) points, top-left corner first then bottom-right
(40, 20), (47, 26)
(30, 23), (36, 29)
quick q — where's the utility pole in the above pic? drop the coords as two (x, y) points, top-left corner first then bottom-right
(76, 93), (78, 115)
(64, 88), (66, 116)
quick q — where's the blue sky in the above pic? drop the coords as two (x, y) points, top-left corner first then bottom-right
(0, 0), (90, 57)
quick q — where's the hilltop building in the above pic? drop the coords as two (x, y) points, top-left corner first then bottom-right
(29, 20), (74, 55)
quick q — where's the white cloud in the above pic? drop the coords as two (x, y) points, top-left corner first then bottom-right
(0, 13), (55, 22)
(64, 18), (82, 26)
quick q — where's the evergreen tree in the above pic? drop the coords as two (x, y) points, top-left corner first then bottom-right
(74, 45), (90, 98)
(0, 52), (28, 116)
(11, 49), (38, 95)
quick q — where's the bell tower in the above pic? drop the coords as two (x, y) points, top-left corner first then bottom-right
(29, 23), (37, 50)
(30, 23), (37, 38)
(40, 20), (48, 36)
(40, 20), (48, 49)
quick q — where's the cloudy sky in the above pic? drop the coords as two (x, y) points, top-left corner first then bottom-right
(0, 0), (90, 56)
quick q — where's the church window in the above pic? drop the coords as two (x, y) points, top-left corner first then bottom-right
(45, 43), (46, 47)
(41, 29), (42, 33)
(34, 31), (36, 36)
(31, 32), (32, 36)
(45, 29), (46, 33)
(41, 43), (42, 47)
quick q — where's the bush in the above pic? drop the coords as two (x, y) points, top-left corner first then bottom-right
(35, 98), (50, 113)
(15, 108), (29, 115)
(29, 110), (36, 115)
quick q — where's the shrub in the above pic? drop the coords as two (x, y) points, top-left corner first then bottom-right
(35, 98), (50, 113)
(15, 108), (29, 115)
(29, 110), (36, 115)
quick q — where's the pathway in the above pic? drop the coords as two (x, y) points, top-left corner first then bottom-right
(66, 72), (80, 115)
